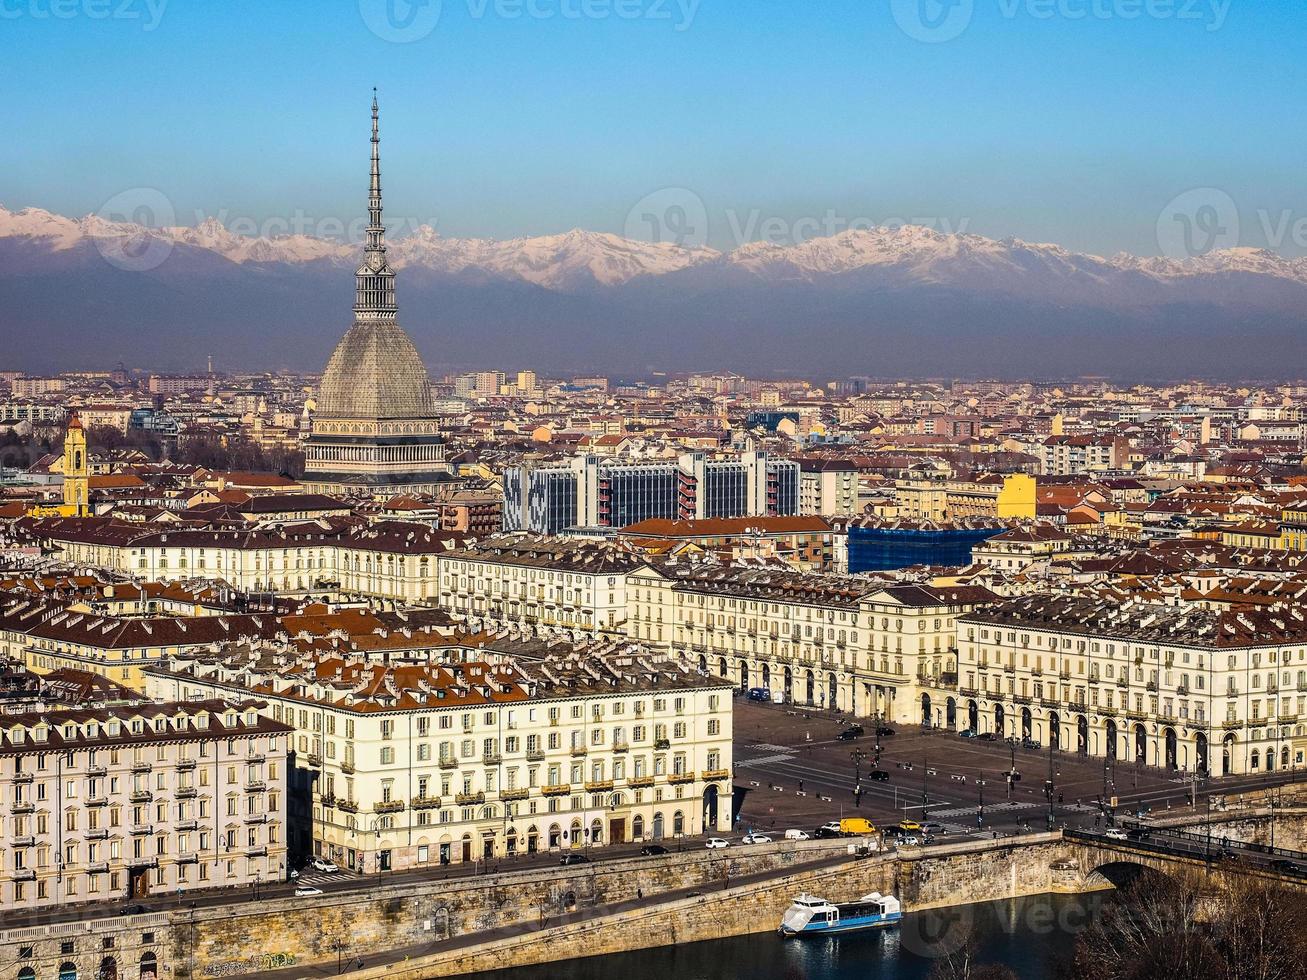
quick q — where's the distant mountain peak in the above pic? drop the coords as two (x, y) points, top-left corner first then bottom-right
(3, 203), (1304, 291)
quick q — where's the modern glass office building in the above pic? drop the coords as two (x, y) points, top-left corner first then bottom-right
(502, 452), (800, 533)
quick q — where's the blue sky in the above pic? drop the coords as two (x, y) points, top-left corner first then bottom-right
(3, 0), (1304, 254)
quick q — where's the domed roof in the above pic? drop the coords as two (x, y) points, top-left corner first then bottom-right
(316, 320), (434, 419)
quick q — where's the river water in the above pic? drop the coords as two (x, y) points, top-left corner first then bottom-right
(480, 893), (1110, 980)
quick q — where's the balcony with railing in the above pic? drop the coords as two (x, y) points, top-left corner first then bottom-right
(499, 788), (529, 802)
(337, 799), (359, 814)
(584, 780), (614, 793)
(627, 775), (654, 788)
(12, 834), (35, 847)
(177, 786), (197, 799)
(374, 800), (406, 814)
(701, 769), (730, 781)
(411, 795), (442, 810)
(667, 771), (695, 784)
(86, 764), (107, 778)
(455, 791), (485, 806)
(438, 757), (458, 769)
(130, 761), (152, 774)
(177, 759), (197, 771)
(525, 749), (546, 762)
(129, 789), (153, 803)
(654, 738), (671, 751)
(12, 771), (33, 783)
(541, 784), (571, 797)
(482, 752), (502, 766)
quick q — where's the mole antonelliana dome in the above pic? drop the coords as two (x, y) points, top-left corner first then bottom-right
(316, 320), (434, 419)
(315, 91), (434, 421)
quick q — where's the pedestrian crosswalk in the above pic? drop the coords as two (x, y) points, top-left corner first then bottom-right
(929, 801), (1037, 818)
(296, 871), (352, 887)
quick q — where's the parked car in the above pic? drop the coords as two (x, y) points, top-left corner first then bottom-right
(294, 885), (324, 897)
(640, 844), (669, 856)
(813, 826), (843, 839)
(784, 829), (811, 841)
(978, 732), (999, 742)
(706, 838), (730, 849)
(1020, 737), (1041, 750)
(897, 834), (922, 846)
(868, 769), (890, 782)
(876, 726), (896, 737)
(746, 687), (772, 702)
(1270, 859), (1302, 874)
(959, 729), (978, 739)
(838, 725), (864, 740)
(1104, 828), (1129, 841)
(920, 822), (945, 835)
(741, 834), (773, 845)
(119, 904), (148, 917)
(560, 853), (591, 866)
(898, 819), (922, 833)
(309, 857), (339, 873)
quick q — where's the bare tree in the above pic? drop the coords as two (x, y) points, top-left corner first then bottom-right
(1069, 869), (1306, 980)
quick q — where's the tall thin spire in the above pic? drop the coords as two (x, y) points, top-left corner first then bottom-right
(355, 88), (396, 321)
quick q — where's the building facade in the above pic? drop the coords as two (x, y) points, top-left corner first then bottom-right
(145, 638), (733, 873)
(957, 595), (1307, 776)
(0, 699), (290, 912)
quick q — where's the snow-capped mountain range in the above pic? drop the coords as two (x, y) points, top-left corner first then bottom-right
(4, 203), (1306, 291)
(2, 203), (1306, 378)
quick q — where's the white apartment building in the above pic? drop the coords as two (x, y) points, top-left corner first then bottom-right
(436, 537), (638, 633)
(798, 460), (860, 517)
(144, 635), (733, 873)
(957, 594), (1307, 776)
(0, 699), (290, 912)
(626, 562), (995, 723)
(31, 517), (466, 603)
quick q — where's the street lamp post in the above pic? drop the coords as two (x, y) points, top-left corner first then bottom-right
(1046, 739), (1056, 831)
(851, 749), (866, 807)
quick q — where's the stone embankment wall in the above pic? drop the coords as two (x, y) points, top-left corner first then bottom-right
(171, 839), (847, 978)
(349, 834), (1072, 979)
